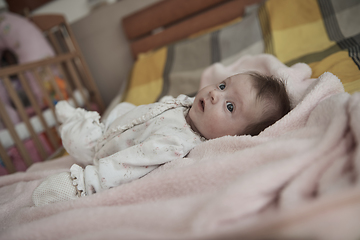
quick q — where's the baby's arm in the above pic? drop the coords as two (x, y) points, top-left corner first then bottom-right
(32, 135), (183, 206)
(32, 126), (198, 206)
(56, 101), (138, 166)
(56, 101), (104, 166)
(72, 133), (191, 195)
(33, 104), (200, 206)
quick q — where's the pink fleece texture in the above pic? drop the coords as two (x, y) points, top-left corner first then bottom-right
(1, 54), (359, 240)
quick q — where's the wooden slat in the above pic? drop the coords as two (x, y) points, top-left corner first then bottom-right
(32, 69), (60, 127)
(29, 14), (65, 32)
(0, 92), (33, 167)
(56, 63), (80, 108)
(63, 21), (90, 88)
(0, 141), (16, 174)
(73, 58), (93, 95)
(122, 0), (229, 40)
(48, 30), (63, 54)
(3, 76), (48, 160)
(18, 72), (60, 150)
(0, 53), (77, 77)
(60, 25), (76, 52)
(62, 22), (105, 113)
(0, 13), (107, 174)
(130, 0), (261, 58)
(29, 14), (105, 112)
(52, 27), (81, 107)
(45, 65), (65, 101)
(65, 59), (91, 110)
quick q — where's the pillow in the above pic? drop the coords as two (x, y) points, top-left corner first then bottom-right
(119, 0), (360, 108)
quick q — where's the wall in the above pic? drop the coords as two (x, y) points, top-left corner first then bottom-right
(32, 0), (117, 24)
(32, 0), (161, 107)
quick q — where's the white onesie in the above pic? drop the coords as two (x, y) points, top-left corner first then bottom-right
(56, 95), (205, 196)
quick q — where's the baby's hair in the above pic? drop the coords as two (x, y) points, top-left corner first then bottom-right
(242, 71), (291, 136)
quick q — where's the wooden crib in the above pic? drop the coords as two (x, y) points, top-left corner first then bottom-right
(0, 14), (104, 174)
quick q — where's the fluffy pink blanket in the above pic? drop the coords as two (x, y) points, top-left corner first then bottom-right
(1, 54), (360, 240)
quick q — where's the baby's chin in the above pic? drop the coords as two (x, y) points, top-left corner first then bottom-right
(200, 131), (222, 140)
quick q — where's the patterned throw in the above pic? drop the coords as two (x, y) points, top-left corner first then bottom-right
(122, 0), (360, 106)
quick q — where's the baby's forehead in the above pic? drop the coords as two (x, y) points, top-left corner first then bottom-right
(225, 74), (259, 93)
(226, 73), (249, 80)
(233, 75), (264, 113)
(225, 73), (257, 85)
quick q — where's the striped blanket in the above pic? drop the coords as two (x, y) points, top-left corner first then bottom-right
(121, 0), (360, 106)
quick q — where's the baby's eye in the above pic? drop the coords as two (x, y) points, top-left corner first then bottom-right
(219, 82), (226, 90)
(226, 102), (234, 112)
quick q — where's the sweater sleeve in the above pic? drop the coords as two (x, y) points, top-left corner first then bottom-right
(56, 101), (104, 166)
(74, 133), (195, 195)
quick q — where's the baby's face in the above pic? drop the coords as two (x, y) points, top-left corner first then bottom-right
(186, 74), (264, 139)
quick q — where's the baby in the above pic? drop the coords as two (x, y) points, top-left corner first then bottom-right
(32, 71), (290, 206)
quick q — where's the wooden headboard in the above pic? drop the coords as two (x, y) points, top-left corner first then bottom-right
(122, 0), (262, 59)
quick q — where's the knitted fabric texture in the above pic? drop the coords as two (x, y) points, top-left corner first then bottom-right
(32, 172), (79, 206)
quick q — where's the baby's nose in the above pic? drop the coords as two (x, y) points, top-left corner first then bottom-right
(210, 89), (219, 103)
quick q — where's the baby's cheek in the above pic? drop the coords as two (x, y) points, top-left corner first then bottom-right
(214, 115), (237, 136)
(202, 120), (222, 138)
(208, 112), (225, 127)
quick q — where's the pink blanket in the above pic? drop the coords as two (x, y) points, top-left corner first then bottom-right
(1, 54), (360, 240)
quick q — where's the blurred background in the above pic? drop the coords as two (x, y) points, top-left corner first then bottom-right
(2, 0), (161, 107)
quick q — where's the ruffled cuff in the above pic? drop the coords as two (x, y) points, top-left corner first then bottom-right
(70, 164), (86, 197)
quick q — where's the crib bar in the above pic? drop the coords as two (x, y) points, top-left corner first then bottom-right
(0, 53), (77, 77)
(3, 76), (48, 160)
(45, 65), (65, 101)
(59, 26), (88, 92)
(0, 141), (15, 174)
(56, 63), (80, 108)
(48, 30), (64, 55)
(60, 25), (76, 53)
(32, 69), (60, 127)
(29, 14), (65, 32)
(0, 14), (107, 174)
(73, 58), (90, 92)
(79, 63), (104, 112)
(122, 0), (228, 40)
(65, 60), (91, 110)
(30, 14), (104, 112)
(0, 93), (33, 167)
(18, 73), (60, 150)
(129, 0), (252, 58)
(63, 21), (105, 113)
(73, 54), (104, 112)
